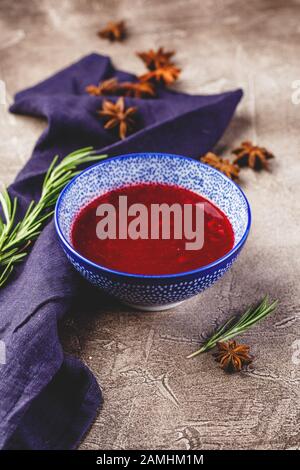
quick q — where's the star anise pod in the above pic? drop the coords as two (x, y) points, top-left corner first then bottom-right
(140, 64), (181, 86)
(85, 84), (101, 96)
(98, 97), (138, 140)
(137, 47), (175, 70)
(201, 152), (240, 180)
(120, 81), (156, 98)
(213, 340), (253, 373)
(232, 141), (274, 170)
(86, 78), (121, 96)
(98, 20), (126, 42)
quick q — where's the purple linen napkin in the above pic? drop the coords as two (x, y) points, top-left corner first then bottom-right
(0, 53), (242, 449)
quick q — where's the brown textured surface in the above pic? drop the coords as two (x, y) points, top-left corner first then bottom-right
(0, 0), (299, 450)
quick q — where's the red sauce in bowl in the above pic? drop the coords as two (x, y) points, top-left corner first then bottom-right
(71, 183), (234, 275)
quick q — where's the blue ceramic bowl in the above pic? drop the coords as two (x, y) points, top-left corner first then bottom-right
(55, 153), (251, 311)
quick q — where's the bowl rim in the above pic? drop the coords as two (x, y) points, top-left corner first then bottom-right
(54, 152), (251, 279)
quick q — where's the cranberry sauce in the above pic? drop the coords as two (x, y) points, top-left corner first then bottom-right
(71, 183), (234, 275)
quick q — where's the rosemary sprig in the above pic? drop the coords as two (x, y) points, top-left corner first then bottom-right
(187, 296), (278, 358)
(0, 147), (107, 287)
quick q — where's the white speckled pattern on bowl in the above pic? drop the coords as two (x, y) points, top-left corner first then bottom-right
(55, 153), (251, 310)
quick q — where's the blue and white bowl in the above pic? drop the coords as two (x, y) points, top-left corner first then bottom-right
(55, 153), (251, 311)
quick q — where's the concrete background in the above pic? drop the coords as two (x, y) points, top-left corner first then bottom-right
(0, 0), (299, 450)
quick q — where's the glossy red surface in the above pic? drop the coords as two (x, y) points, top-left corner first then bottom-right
(71, 183), (234, 275)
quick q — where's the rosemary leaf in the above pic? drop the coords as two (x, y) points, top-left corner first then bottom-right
(0, 147), (107, 288)
(187, 297), (278, 358)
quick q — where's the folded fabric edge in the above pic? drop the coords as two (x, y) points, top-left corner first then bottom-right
(11, 53), (113, 102)
(51, 355), (103, 450)
(94, 88), (244, 157)
(2, 355), (102, 450)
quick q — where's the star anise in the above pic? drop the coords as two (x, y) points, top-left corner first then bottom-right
(201, 152), (240, 180)
(137, 47), (175, 70)
(98, 20), (126, 42)
(232, 141), (274, 170)
(213, 340), (253, 373)
(86, 78), (121, 96)
(140, 64), (181, 86)
(120, 81), (156, 98)
(98, 97), (138, 140)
